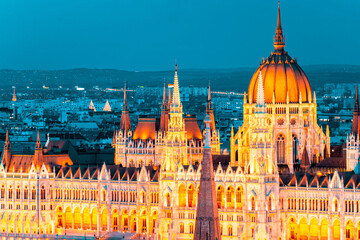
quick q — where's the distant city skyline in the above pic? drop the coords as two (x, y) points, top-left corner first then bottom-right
(0, 0), (359, 71)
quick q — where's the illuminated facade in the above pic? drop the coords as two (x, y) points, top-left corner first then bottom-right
(2, 3), (360, 240)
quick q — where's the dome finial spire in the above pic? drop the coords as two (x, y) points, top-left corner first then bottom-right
(274, 0), (285, 51)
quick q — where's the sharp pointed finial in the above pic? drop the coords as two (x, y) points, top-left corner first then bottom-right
(208, 81), (211, 102)
(272, 91), (276, 104)
(122, 82), (129, 111)
(243, 92), (247, 104)
(35, 130), (42, 150)
(274, 0), (285, 51)
(256, 71), (265, 107)
(204, 115), (211, 148)
(4, 129), (11, 151)
(12, 87), (17, 102)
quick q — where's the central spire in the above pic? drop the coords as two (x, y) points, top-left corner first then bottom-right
(274, 1), (285, 52)
(172, 64), (181, 107)
(170, 64), (182, 113)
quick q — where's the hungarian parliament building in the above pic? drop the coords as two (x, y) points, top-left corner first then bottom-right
(1, 4), (360, 240)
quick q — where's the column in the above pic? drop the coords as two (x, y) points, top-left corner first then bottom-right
(108, 210), (111, 232)
(328, 224), (332, 240)
(80, 213), (83, 230)
(72, 213), (74, 229)
(97, 209), (100, 236)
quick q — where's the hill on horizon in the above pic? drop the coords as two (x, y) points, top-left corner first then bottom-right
(0, 64), (359, 92)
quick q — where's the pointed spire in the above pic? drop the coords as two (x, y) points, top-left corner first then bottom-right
(352, 85), (360, 137)
(231, 125), (234, 138)
(299, 91), (302, 104)
(194, 114), (221, 239)
(89, 99), (96, 111)
(243, 92), (247, 104)
(172, 64), (181, 107)
(255, 71), (266, 113)
(120, 82), (131, 133)
(204, 115), (211, 149)
(103, 100), (112, 112)
(123, 82), (128, 111)
(4, 129), (11, 151)
(206, 82), (216, 130)
(313, 91), (317, 104)
(300, 144), (310, 170)
(12, 87), (16, 102)
(160, 82), (169, 132)
(161, 81), (167, 111)
(168, 86), (172, 108)
(274, 1), (285, 52)
(35, 130), (42, 150)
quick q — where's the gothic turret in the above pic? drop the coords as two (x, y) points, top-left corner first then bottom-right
(34, 130), (44, 169)
(12, 87), (16, 102)
(1, 130), (12, 167)
(352, 85), (360, 137)
(160, 82), (169, 132)
(194, 115), (221, 240)
(120, 83), (131, 133)
(206, 83), (216, 130)
(274, 1), (285, 52)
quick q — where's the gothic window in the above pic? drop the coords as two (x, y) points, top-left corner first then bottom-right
(188, 185), (194, 207)
(180, 223), (184, 233)
(16, 186), (20, 199)
(24, 186), (28, 200)
(8, 185), (13, 199)
(277, 134), (285, 164)
(31, 186), (36, 200)
(0, 185), (4, 199)
(251, 196), (255, 211)
(228, 225), (233, 236)
(292, 134), (298, 163)
(165, 193), (171, 207)
(49, 185), (53, 199)
(236, 187), (242, 204)
(189, 223), (194, 234)
(41, 186), (46, 200)
(268, 196), (272, 210)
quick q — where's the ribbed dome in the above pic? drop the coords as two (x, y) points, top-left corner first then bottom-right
(247, 3), (312, 104)
(248, 52), (312, 104)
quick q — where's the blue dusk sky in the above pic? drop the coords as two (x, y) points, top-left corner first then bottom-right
(0, 0), (358, 71)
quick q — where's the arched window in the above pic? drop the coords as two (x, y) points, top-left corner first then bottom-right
(24, 186), (28, 200)
(189, 223), (194, 234)
(188, 185), (194, 207)
(228, 225), (233, 236)
(41, 186), (46, 200)
(8, 185), (13, 199)
(166, 193), (171, 207)
(292, 134), (298, 163)
(268, 196), (272, 211)
(179, 223), (184, 233)
(32, 186), (36, 200)
(251, 196), (255, 211)
(0, 185), (4, 199)
(216, 186), (224, 208)
(102, 189), (106, 201)
(49, 185), (53, 199)
(236, 187), (242, 205)
(16, 186), (20, 199)
(277, 134), (285, 164)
